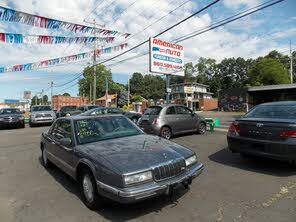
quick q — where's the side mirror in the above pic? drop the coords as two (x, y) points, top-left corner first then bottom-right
(60, 138), (72, 147)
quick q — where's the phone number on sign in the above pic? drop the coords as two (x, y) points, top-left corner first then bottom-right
(153, 61), (182, 69)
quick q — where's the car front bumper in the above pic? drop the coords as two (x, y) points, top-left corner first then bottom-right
(0, 120), (24, 127)
(96, 163), (204, 204)
(227, 135), (296, 161)
(30, 117), (55, 124)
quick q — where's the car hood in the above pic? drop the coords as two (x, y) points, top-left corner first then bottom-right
(79, 134), (194, 173)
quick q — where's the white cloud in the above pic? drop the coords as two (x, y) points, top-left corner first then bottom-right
(223, 0), (262, 9)
(0, 0), (294, 80)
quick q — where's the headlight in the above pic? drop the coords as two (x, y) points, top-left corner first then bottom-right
(0, 118), (3, 121)
(18, 117), (24, 120)
(123, 171), (153, 185)
(30, 114), (36, 118)
(185, 155), (197, 167)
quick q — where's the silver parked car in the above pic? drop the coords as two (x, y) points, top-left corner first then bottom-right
(29, 105), (56, 127)
(138, 104), (207, 139)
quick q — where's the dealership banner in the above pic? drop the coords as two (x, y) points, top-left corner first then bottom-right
(149, 37), (184, 76)
(0, 6), (130, 38)
(0, 33), (115, 44)
(0, 43), (128, 73)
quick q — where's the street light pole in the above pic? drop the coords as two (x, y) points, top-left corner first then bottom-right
(290, 40), (293, 84)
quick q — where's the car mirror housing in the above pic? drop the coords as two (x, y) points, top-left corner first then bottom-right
(60, 138), (72, 147)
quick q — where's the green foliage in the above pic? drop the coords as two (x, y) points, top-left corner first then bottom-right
(248, 58), (290, 86)
(62, 93), (70, 97)
(78, 64), (125, 99)
(131, 94), (142, 103)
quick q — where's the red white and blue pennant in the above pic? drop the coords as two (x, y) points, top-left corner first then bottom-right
(0, 6), (130, 38)
(0, 33), (115, 44)
(0, 43), (128, 73)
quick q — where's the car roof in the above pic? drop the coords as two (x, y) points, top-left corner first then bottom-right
(31, 105), (51, 107)
(59, 114), (124, 121)
(149, 104), (185, 108)
(260, 101), (296, 106)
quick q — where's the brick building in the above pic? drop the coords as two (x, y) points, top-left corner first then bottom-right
(51, 95), (89, 110)
(171, 83), (217, 111)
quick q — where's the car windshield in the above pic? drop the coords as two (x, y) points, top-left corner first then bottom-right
(0, 109), (21, 115)
(81, 108), (105, 116)
(144, 106), (162, 115)
(60, 106), (77, 111)
(245, 104), (296, 119)
(32, 106), (52, 112)
(87, 105), (99, 110)
(75, 116), (142, 144)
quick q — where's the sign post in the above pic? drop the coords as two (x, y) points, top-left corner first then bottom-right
(149, 37), (184, 103)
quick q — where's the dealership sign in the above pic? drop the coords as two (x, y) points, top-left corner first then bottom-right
(149, 38), (184, 76)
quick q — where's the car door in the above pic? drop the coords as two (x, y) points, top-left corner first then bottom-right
(175, 106), (196, 132)
(164, 106), (180, 133)
(50, 119), (75, 177)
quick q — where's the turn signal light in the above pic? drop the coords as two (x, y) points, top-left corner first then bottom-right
(152, 118), (158, 125)
(229, 122), (240, 133)
(279, 130), (296, 138)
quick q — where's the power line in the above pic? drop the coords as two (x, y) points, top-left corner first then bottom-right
(84, 0), (106, 22)
(109, 0), (139, 26)
(53, 73), (84, 87)
(105, 0), (285, 68)
(175, 0), (284, 43)
(96, 0), (221, 66)
(123, 0), (193, 43)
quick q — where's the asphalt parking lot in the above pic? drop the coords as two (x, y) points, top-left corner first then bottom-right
(0, 126), (296, 222)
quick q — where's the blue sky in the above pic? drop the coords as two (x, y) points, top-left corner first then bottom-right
(0, 0), (295, 101)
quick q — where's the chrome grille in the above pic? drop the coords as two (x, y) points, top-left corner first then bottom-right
(153, 158), (186, 181)
(3, 117), (18, 122)
(36, 113), (52, 118)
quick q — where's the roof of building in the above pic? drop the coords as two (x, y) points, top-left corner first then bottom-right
(248, 84), (296, 92)
(170, 82), (209, 88)
(96, 94), (117, 101)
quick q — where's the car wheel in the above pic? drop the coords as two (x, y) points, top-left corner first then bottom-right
(21, 123), (25, 128)
(197, 122), (206, 135)
(160, 126), (172, 140)
(131, 117), (138, 124)
(41, 147), (52, 168)
(80, 169), (103, 210)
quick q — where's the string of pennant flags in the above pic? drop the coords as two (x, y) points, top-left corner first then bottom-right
(0, 32), (115, 44)
(0, 6), (131, 38)
(0, 43), (128, 73)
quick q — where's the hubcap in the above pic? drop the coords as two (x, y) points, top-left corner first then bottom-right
(82, 175), (94, 203)
(162, 128), (171, 139)
(199, 124), (206, 134)
(42, 149), (47, 165)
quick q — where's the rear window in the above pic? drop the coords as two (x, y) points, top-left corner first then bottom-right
(60, 106), (77, 111)
(144, 106), (162, 115)
(245, 104), (296, 119)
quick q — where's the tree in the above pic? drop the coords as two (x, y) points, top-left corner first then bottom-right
(63, 92), (71, 97)
(248, 58), (290, 86)
(129, 72), (144, 95)
(43, 95), (48, 103)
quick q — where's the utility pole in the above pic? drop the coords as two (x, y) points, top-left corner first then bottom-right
(166, 75), (171, 103)
(50, 81), (53, 106)
(105, 76), (108, 107)
(41, 89), (44, 105)
(290, 40), (293, 84)
(89, 83), (92, 103)
(127, 75), (130, 110)
(93, 19), (97, 105)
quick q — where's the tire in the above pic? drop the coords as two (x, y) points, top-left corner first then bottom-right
(21, 123), (25, 128)
(160, 126), (172, 140)
(41, 147), (52, 168)
(80, 169), (103, 210)
(240, 153), (255, 159)
(197, 122), (206, 135)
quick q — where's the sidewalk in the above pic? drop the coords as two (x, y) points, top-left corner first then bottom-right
(199, 111), (245, 132)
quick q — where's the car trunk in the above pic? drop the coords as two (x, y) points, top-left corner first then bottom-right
(237, 118), (296, 141)
(139, 106), (162, 127)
